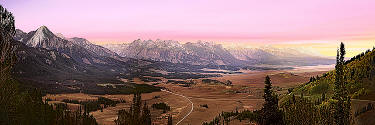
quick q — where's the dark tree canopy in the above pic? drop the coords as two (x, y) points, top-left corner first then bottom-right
(260, 76), (283, 125)
(115, 92), (152, 125)
(333, 42), (351, 125)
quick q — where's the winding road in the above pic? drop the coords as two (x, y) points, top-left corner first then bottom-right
(161, 89), (194, 125)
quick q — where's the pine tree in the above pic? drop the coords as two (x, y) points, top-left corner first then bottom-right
(292, 94), (296, 104)
(0, 2), (16, 82)
(333, 42), (351, 125)
(260, 76), (283, 125)
(0, 5), (18, 124)
(322, 92), (326, 102)
(167, 114), (173, 125)
(115, 92), (152, 125)
(141, 102), (151, 125)
(226, 80), (232, 86)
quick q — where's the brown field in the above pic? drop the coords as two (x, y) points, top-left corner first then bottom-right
(352, 99), (375, 125)
(44, 65), (335, 125)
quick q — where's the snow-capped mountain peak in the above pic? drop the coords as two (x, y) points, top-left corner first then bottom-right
(24, 26), (64, 48)
(34, 26), (54, 39)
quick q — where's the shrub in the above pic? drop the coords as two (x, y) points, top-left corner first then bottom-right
(200, 104), (208, 108)
(152, 102), (170, 111)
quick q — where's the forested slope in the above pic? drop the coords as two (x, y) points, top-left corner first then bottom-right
(294, 47), (375, 100)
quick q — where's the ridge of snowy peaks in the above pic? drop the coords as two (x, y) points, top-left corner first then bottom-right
(130, 39), (183, 49)
(227, 48), (276, 61)
(258, 46), (316, 58)
(104, 39), (334, 66)
(103, 39), (249, 66)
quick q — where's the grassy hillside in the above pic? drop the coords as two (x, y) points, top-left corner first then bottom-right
(293, 47), (375, 100)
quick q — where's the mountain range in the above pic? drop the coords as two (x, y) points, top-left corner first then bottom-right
(104, 40), (335, 66)
(12, 26), (228, 94)
(12, 26), (334, 94)
(15, 26), (120, 61)
(14, 26), (154, 94)
(103, 39), (251, 66)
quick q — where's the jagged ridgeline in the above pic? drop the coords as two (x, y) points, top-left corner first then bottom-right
(13, 26), (157, 94)
(13, 25), (236, 94)
(104, 39), (335, 66)
(293, 47), (375, 100)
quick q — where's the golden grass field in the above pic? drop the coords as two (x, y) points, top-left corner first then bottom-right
(44, 65), (338, 125)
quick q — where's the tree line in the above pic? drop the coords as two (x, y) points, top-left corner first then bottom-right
(61, 96), (123, 113)
(115, 92), (152, 125)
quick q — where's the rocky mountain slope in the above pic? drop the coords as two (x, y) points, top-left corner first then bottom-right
(13, 26), (158, 94)
(11, 38), (156, 94)
(15, 26), (72, 50)
(15, 26), (121, 62)
(66, 37), (119, 58)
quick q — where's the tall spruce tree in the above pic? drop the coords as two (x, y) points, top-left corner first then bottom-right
(141, 102), (151, 125)
(260, 76), (283, 125)
(0, 5), (17, 124)
(167, 114), (173, 125)
(333, 42), (351, 125)
(0, 3), (16, 81)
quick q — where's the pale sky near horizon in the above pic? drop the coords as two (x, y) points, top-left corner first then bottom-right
(1, 0), (375, 57)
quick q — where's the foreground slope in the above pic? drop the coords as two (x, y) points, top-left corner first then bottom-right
(294, 47), (375, 100)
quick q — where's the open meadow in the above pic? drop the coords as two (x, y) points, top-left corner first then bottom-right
(44, 65), (336, 125)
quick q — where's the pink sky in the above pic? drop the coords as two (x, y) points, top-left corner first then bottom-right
(1, 0), (375, 56)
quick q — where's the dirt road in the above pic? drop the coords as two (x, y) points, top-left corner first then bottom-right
(161, 89), (194, 125)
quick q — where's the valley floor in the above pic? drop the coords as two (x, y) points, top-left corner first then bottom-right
(44, 65), (336, 125)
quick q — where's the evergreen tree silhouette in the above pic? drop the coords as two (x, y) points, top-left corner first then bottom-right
(260, 76), (283, 125)
(333, 42), (351, 125)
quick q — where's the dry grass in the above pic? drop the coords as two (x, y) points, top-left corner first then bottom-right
(352, 99), (375, 125)
(44, 65), (333, 125)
